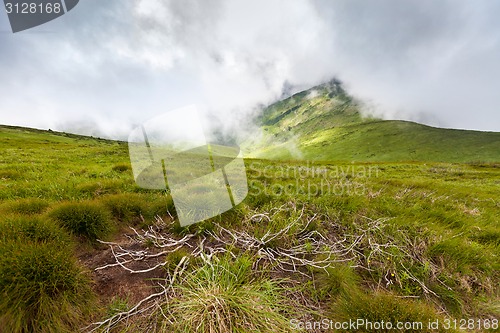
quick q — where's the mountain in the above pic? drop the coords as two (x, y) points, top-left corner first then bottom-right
(246, 80), (500, 163)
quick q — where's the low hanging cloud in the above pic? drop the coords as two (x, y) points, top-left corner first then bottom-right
(314, 0), (500, 130)
(0, 0), (499, 140)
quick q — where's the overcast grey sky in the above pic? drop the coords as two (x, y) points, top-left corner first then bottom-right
(1, 0), (499, 139)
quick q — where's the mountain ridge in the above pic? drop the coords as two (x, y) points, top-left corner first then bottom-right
(246, 80), (500, 163)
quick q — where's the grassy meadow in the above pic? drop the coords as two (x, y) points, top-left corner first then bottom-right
(0, 124), (499, 332)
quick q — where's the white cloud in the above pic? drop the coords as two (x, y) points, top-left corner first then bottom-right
(0, 0), (499, 139)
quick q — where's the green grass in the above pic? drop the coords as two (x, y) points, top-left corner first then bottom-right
(0, 215), (94, 333)
(49, 201), (113, 241)
(331, 291), (456, 333)
(0, 215), (70, 244)
(312, 264), (361, 300)
(102, 193), (148, 223)
(1, 198), (50, 215)
(160, 254), (296, 333)
(0, 124), (498, 331)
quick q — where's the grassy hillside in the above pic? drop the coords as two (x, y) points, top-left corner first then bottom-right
(247, 81), (500, 162)
(0, 124), (499, 332)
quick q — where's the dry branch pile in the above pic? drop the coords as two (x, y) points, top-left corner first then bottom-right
(86, 202), (441, 332)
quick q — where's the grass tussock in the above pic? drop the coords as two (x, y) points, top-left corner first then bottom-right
(1, 198), (50, 215)
(331, 291), (453, 333)
(160, 255), (296, 333)
(0, 241), (94, 333)
(49, 201), (112, 241)
(313, 264), (360, 300)
(74, 180), (124, 198)
(428, 238), (497, 275)
(0, 215), (70, 244)
(0, 215), (94, 332)
(102, 193), (147, 223)
(112, 163), (131, 173)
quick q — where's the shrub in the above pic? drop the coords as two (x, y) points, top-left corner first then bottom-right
(0, 241), (94, 333)
(2, 198), (50, 215)
(49, 201), (112, 241)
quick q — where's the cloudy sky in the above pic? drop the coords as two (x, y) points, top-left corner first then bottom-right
(1, 0), (500, 139)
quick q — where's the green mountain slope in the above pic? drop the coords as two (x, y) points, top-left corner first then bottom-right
(246, 80), (500, 162)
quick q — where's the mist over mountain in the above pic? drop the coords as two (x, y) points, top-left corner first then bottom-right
(245, 81), (500, 163)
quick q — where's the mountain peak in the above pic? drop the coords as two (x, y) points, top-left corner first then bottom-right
(246, 81), (500, 162)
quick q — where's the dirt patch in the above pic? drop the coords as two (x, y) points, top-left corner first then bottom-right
(78, 230), (168, 305)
